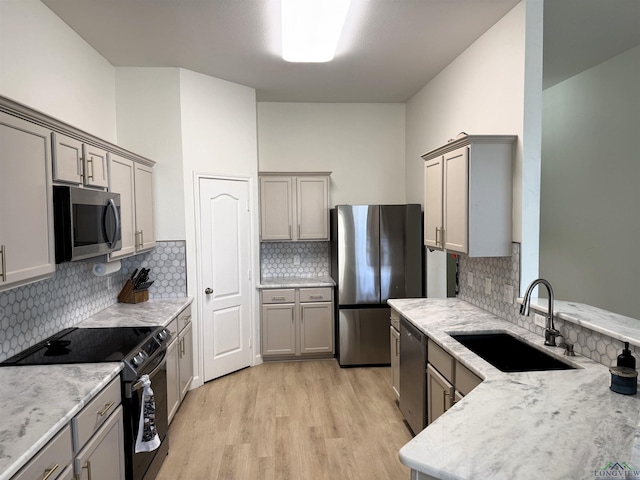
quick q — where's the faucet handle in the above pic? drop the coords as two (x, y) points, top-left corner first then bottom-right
(563, 343), (576, 356)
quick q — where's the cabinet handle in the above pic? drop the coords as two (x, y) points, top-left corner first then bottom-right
(139, 230), (144, 248)
(271, 296), (286, 301)
(83, 461), (92, 480)
(309, 295), (323, 300)
(298, 224), (301, 239)
(97, 401), (115, 417)
(86, 157), (94, 180)
(443, 390), (448, 408)
(180, 337), (185, 357)
(41, 464), (59, 480)
(395, 337), (399, 356)
(0, 245), (6, 282)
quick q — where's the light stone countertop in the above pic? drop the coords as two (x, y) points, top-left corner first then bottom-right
(0, 363), (122, 480)
(389, 298), (640, 480)
(0, 297), (192, 480)
(78, 297), (193, 328)
(257, 276), (335, 289)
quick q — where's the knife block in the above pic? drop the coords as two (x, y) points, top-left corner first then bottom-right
(118, 280), (149, 304)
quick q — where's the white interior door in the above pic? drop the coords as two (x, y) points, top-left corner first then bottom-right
(199, 177), (252, 382)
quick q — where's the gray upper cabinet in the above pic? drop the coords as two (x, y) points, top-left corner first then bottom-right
(52, 132), (108, 189)
(0, 112), (55, 292)
(259, 173), (330, 241)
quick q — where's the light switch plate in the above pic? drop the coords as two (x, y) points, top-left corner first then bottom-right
(504, 284), (514, 304)
(485, 277), (492, 295)
(467, 272), (474, 287)
(534, 313), (546, 328)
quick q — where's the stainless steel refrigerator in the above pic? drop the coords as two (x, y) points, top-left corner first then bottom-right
(330, 204), (423, 366)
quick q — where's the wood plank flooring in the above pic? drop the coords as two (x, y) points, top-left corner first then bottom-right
(156, 360), (413, 480)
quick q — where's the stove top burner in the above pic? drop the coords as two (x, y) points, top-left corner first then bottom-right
(1, 326), (164, 366)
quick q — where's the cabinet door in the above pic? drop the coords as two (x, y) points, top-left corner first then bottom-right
(179, 321), (193, 400)
(426, 364), (454, 424)
(390, 326), (400, 399)
(299, 302), (333, 354)
(424, 158), (443, 249)
(134, 163), (156, 251)
(443, 146), (468, 254)
(0, 113), (55, 291)
(262, 304), (296, 356)
(260, 177), (294, 240)
(108, 154), (136, 259)
(52, 132), (83, 185)
(74, 406), (125, 480)
(166, 338), (180, 424)
(296, 176), (329, 240)
(82, 144), (109, 188)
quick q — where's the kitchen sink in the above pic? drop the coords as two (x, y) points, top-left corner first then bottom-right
(449, 332), (577, 373)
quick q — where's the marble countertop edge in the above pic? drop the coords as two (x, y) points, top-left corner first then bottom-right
(257, 276), (335, 289)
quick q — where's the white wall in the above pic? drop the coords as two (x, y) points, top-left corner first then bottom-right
(404, 1), (539, 296)
(115, 67), (186, 240)
(257, 103), (406, 206)
(540, 45), (640, 318)
(179, 68), (260, 384)
(0, 0), (117, 141)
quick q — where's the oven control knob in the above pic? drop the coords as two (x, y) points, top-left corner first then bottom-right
(157, 329), (169, 342)
(131, 352), (145, 367)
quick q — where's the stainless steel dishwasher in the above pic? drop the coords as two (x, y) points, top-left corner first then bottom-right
(399, 316), (427, 435)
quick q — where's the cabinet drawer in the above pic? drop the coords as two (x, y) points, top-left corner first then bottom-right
(427, 338), (454, 381)
(455, 361), (482, 396)
(72, 376), (121, 451)
(261, 289), (295, 304)
(167, 318), (178, 337)
(390, 309), (400, 330)
(299, 287), (332, 303)
(177, 304), (192, 332)
(13, 424), (72, 480)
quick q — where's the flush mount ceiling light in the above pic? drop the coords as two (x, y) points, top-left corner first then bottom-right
(281, 0), (352, 63)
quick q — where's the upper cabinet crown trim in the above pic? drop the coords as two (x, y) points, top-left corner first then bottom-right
(259, 171), (332, 176)
(421, 134), (517, 161)
(0, 95), (155, 168)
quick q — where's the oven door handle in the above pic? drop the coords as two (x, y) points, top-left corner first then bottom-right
(132, 352), (167, 392)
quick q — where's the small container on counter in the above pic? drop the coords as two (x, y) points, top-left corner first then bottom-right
(609, 366), (638, 395)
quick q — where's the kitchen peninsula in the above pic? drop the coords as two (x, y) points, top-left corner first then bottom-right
(391, 298), (640, 480)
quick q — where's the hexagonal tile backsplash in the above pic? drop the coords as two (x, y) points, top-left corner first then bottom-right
(0, 241), (186, 362)
(260, 242), (329, 279)
(458, 242), (636, 366)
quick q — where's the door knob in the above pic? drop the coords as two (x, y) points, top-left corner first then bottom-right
(205, 288), (213, 295)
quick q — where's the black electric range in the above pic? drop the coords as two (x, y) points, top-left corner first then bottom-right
(1, 326), (169, 375)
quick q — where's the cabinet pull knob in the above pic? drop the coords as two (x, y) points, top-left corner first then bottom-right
(0, 245), (6, 281)
(97, 401), (115, 417)
(83, 461), (92, 480)
(42, 464), (59, 480)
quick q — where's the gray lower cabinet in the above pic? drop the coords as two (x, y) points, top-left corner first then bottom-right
(167, 305), (193, 423)
(10, 425), (73, 480)
(390, 325), (400, 399)
(261, 287), (334, 359)
(73, 405), (125, 480)
(72, 376), (125, 480)
(426, 364), (454, 424)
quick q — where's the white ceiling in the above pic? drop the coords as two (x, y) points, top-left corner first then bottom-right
(40, 0), (521, 102)
(40, 0), (640, 102)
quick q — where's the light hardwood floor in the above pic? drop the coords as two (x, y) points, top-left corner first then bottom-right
(156, 360), (413, 480)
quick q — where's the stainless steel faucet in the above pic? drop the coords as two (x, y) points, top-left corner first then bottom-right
(520, 278), (561, 346)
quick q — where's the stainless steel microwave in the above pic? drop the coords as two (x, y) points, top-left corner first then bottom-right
(53, 186), (122, 263)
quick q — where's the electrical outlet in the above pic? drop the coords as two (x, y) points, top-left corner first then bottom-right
(534, 313), (546, 328)
(107, 276), (112, 290)
(485, 277), (492, 295)
(293, 254), (301, 265)
(467, 272), (474, 287)
(504, 284), (514, 304)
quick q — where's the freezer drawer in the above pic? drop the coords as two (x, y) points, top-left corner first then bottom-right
(338, 308), (391, 366)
